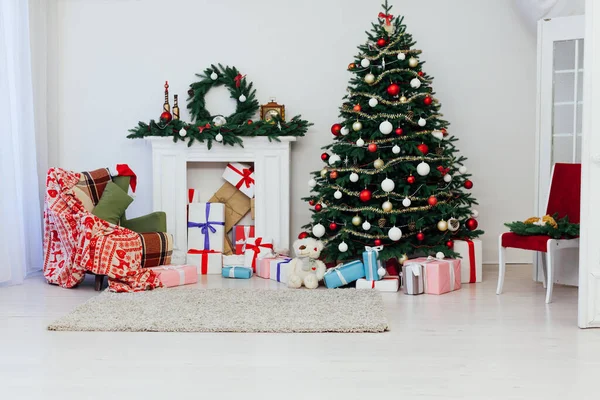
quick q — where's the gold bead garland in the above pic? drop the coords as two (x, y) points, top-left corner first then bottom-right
(340, 107), (443, 125)
(348, 91), (437, 106)
(329, 184), (454, 201)
(332, 131), (438, 146)
(328, 155), (452, 174)
(323, 226), (423, 244)
(368, 69), (432, 86)
(327, 202), (447, 215)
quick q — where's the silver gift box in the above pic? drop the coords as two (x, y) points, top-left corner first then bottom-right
(402, 263), (424, 295)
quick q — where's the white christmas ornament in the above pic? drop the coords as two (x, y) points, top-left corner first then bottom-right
(210, 72), (218, 80)
(238, 94), (247, 103)
(212, 116), (227, 127)
(362, 221), (371, 231)
(458, 166), (468, 174)
(352, 121), (363, 131)
(215, 133), (224, 142)
(392, 145), (401, 154)
(340, 127), (350, 136)
(334, 190), (343, 199)
(349, 172), (359, 182)
(368, 98), (378, 107)
(443, 174), (452, 183)
(410, 78), (421, 89)
(472, 209), (479, 218)
(397, 53), (406, 60)
(364, 73), (375, 84)
(381, 178), (395, 192)
(361, 58), (371, 68)
(436, 251), (446, 259)
(432, 130), (444, 140)
(447, 217), (460, 232)
(179, 127), (187, 137)
(402, 197), (411, 207)
(356, 137), (365, 147)
(312, 223), (325, 238)
(308, 178), (317, 188)
(416, 162), (431, 176)
(388, 226), (402, 241)
(418, 117), (427, 127)
(378, 266), (387, 278)
(408, 57), (419, 68)
(379, 120), (393, 135)
(338, 241), (348, 252)
(328, 154), (341, 165)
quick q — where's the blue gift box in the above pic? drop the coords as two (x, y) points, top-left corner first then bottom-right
(362, 246), (383, 281)
(222, 266), (253, 279)
(324, 260), (365, 288)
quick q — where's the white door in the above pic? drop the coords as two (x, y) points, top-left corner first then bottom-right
(579, 0), (600, 328)
(535, 16), (584, 286)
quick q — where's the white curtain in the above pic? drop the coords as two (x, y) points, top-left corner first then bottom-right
(0, 0), (43, 285)
(514, 0), (585, 31)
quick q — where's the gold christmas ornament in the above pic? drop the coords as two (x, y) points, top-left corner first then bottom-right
(437, 219), (448, 232)
(399, 254), (409, 265)
(352, 121), (363, 131)
(364, 73), (376, 84)
(378, 218), (386, 228)
(408, 57), (419, 68)
(320, 168), (328, 178)
(382, 200), (393, 212)
(373, 158), (385, 169)
(352, 215), (362, 226)
(399, 96), (407, 103)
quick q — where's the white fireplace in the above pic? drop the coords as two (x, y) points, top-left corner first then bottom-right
(146, 136), (296, 263)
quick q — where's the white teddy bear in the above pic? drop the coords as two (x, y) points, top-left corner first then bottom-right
(287, 237), (327, 289)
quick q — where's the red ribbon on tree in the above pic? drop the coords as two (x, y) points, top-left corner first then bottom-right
(227, 164), (255, 189)
(198, 123), (211, 133)
(245, 238), (273, 272)
(437, 166), (450, 176)
(188, 249), (219, 275)
(234, 74), (246, 88)
(378, 12), (394, 26)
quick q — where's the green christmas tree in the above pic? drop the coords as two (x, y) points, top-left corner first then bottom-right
(303, 1), (483, 263)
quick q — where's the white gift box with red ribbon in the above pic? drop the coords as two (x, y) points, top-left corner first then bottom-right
(356, 276), (399, 292)
(222, 162), (255, 199)
(453, 239), (482, 283)
(243, 237), (274, 272)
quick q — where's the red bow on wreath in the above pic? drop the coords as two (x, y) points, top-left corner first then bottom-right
(198, 123), (211, 133)
(378, 12), (394, 26)
(437, 166), (450, 176)
(234, 74), (246, 88)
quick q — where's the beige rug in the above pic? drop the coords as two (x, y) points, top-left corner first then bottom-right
(48, 288), (389, 333)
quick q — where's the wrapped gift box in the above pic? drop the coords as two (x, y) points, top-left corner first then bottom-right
(362, 246), (384, 281)
(233, 225), (255, 255)
(208, 182), (251, 256)
(187, 203), (225, 252)
(244, 237), (274, 272)
(222, 162), (255, 199)
(412, 257), (461, 295)
(223, 254), (245, 266)
(402, 263), (425, 295)
(269, 257), (292, 284)
(453, 239), (483, 283)
(222, 266), (253, 279)
(356, 276), (400, 292)
(149, 265), (197, 288)
(324, 260), (365, 289)
(187, 249), (222, 275)
(256, 255), (290, 279)
(251, 198), (255, 220)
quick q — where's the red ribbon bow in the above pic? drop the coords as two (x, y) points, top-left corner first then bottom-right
(198, 123), (211, 133)
(227, 164), (255, 189)
(245, 238), (274, 272)
(234, 74), (246, 88)
(378, 12), (394, 26)
(188, 249), (219, 275)
(437, 166), (450, 176)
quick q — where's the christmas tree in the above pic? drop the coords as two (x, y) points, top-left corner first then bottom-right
(302, 1), (483, 263)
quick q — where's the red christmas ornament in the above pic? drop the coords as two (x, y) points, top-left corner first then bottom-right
(377, 38), (387, 47)
(416, 232), (425, 241)
(441, 128), (448, 136)
(353, 104), (362, 112)
(348, 63), (356, 70)
(466, 218), (479, 231)
(314, 204), (323, 212)
(446, 240), (454, 249)
(298, 232), (309, 239)
(367, 143), (378, 153)
(359, 189), (372, 202)
(321, 153), (330, 162)
(330, 171), (339, 179)
(423, 96), (432, 105)
(417, 143), (429, 155)
(387, 83), (400, 96)
(331, 123), (342, 136)
(329, 222), (338, 231)
(464, 180), (474, 189)
(160, 111), (173, 122)
(395, 127), (404, 135)
(374, 239), (382, 246)
(427, 196), (438, 206)
(407, 175), (416, 184)
(418, 71), (424, 77)
(308, 199), (316, 206)
(247, 120), (253, 124)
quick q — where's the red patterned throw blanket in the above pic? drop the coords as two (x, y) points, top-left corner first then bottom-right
(43, 167), (161, 292)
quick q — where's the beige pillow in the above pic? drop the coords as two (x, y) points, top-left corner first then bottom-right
(72, 185), (94, 212)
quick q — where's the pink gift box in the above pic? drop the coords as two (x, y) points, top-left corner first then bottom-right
(149, 265), (198, 288)
(256, 255), (288, 279)
(411, 257), (461, 295)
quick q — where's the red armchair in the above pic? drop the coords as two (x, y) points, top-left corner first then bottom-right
(496, 163), (580, 303)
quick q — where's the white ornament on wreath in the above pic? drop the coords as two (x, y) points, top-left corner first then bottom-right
(379, 120), (393, 135)
(418, 117), (427, 127)
(179, 127), (187, 137)
(312, 223), (325, 238)
(328, 154), (341, 165)
(212, 116), (227, 127)
(388, 226), (402, 241)
(210, 72), (218, 80)
(392, 145), (401, 154)
(308, 178), (317, 188)
(334, 190), (343, 199)
(340, 127), (350, 136)
(238, 94), (247, 103)
(361, 59), (371, 68)
(349, 172), (359, 182)
(215, 133), (224, 142)
(381, 178), (395, 192)
(356, 137), (365, 147)
(362, 221), (371, 231)
(416, 161), (430, 176)
(410, 78), (421, 89)
(369, 98), (378, 107)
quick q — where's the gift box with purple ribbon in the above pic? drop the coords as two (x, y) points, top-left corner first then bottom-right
(187, 203), (225, 252)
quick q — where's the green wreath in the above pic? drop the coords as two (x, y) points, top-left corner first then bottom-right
(187, 64), (259, 125)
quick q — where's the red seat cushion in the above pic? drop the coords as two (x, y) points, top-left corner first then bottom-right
(501, 232), (550, 253)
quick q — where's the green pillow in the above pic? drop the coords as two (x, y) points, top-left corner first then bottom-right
(92, 181), (133, 225)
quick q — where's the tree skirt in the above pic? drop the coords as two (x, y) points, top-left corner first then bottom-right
(48, 288), (389, 333)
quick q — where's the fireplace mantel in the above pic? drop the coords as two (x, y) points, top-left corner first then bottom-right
(146, 136), (296, 263)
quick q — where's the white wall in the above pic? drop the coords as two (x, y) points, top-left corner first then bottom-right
(46, 0), (537, 264)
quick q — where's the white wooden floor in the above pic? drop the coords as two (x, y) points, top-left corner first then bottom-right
(0, 264), (598, 400)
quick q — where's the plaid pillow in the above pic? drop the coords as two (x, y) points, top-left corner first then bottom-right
(73, 168), (112, 207)
(139, 232), (173, 268)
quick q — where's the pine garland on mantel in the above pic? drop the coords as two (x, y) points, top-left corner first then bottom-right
(126, 64), (312, 149)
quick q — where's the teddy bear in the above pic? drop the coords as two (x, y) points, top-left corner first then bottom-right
(287, 237), (327, 289)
